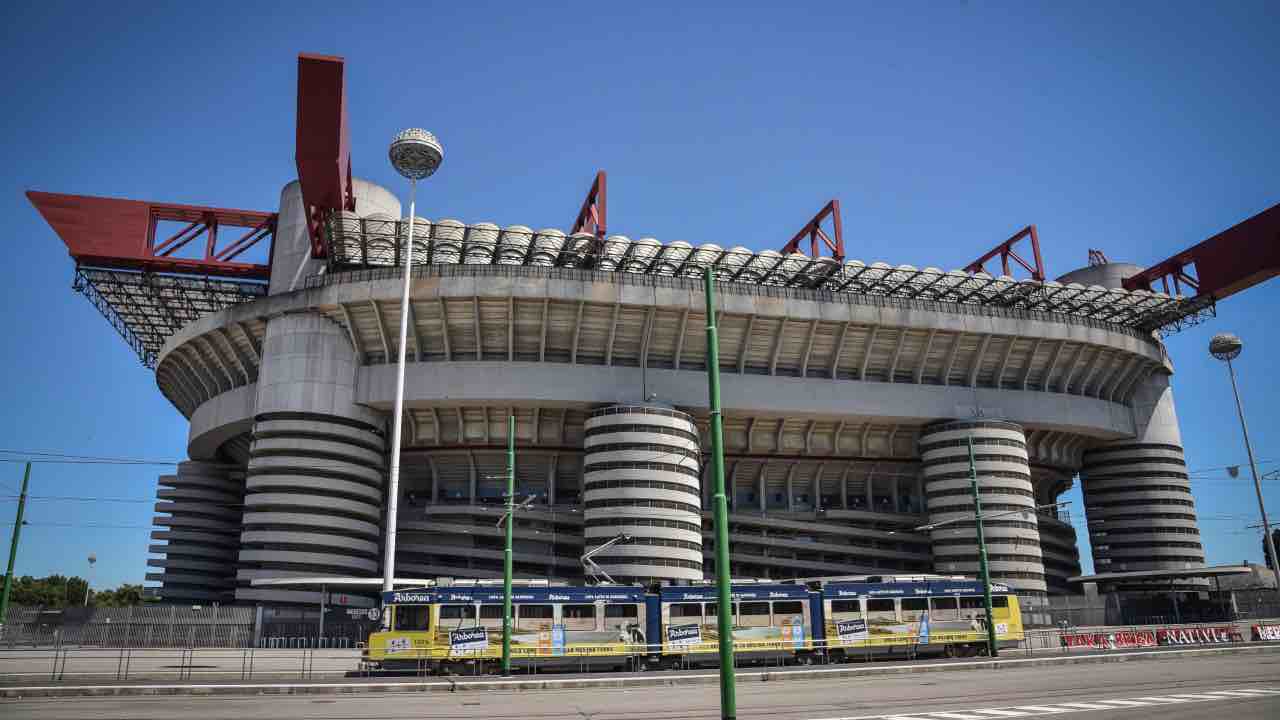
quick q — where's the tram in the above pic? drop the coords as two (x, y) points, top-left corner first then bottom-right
(363, 576), (1024, 672)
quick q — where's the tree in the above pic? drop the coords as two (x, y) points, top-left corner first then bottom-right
(92, 584), (145, 607)
(0, 575), (145, 609)
(2, 574), (88, 608)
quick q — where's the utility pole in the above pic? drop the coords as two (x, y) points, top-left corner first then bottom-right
(703, 267), (737, 720)
(968, 436), (998, 658)
(501, 414), (515, 677)
(1, 463), (31, 624)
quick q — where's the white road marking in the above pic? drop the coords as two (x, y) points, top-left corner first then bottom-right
(808, 686), (1280, 720)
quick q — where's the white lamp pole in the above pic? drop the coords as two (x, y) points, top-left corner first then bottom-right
(1209, 332), (1280, 605)
(383, 129), (443, 594)
(83, 553), (96, 606)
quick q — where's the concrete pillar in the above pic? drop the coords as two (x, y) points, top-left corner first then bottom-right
(581, 404), (703, 584)
(235, 312), (386, 605)
(268, 178), (400, 295)
(919, 419), (1047, 595)
(1080, 371), (1205, 586)
(150, 461), (243, 603)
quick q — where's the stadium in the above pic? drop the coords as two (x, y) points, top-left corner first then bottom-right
(28, 54), (1275, 627)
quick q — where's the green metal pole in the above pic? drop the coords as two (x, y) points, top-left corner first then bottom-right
(1, 463), (31, 625)
(502, 414), (515, 676)
(703, 267), (737, 720)
(968, 436), (998, 658)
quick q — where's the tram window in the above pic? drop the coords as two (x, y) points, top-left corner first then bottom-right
(438, 604), (477, 628)
(670, 603), (702, 621)
(867, 599), (897, 622)
(929, 597), (959, 620)
(959, 596), (984, 610)
(605, 604), (639, 630)
(705, 602), (718, 617)
(393, 605), (430, 631)
(830, 600), (862, 620)
(739, 601), (771, 628)
(479, 605), (503, 622)
(992, 596), (1009, 609)
(773, 601), (804, 626)
(563, 604), (597, 631)
(901, 598), (928, 621)
(517, 604), (554, 631)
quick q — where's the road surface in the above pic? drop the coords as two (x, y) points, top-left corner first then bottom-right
(3, 649), (1278, 719)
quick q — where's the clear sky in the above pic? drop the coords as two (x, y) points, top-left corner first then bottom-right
(1, 2), (1277, 591)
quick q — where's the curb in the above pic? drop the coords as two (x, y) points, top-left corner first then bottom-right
(3, 644), (1277, 699)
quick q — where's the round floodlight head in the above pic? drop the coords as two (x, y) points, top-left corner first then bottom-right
(389, 128), (443, 180)
(1209, 332), (1243, 361)
(88, 554), (97, 565)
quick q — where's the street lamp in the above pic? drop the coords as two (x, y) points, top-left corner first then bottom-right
(383, 129), (444, 596)
(83, 554), (96, 606)
(1209, 333), (1280, 605)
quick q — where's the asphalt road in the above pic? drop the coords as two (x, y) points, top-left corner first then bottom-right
(3, 651), (1278, 720)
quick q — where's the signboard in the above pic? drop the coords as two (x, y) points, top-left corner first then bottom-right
(836, 619), (868, 643)
(1155, 626), (1238, 646)
(667, 623), (702, 646)
(384, 586), (646, 605)
(783, 622), (805, 649)
(386, 636), (412, 653)
(449, 627), (490, 652)
(918, 613), (930, 645)
(1252, 624), (1280, 641)
(1060, 630), (1156, 649)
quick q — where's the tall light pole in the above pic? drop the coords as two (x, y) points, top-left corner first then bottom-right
(383, 129), (444, 595)
(1, 463), (31, 624)
(703, 267), (737, 720)
(84, 554), (96, 606)
(1210, 332), (1280, 605)
(502, 414), (515, 677)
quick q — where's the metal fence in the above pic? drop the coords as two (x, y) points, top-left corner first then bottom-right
(1, 620), (1275, 684)
(1, 605), (256, 648)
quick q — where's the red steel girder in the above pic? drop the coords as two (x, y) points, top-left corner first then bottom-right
(965, 225), (1046, 281)
(570, 170), (607, 240)
(1122, 202), (1280, 301)
(780, 199), (844, 261)
(296, 53), (354, 258)
(27, 191), (274, 280)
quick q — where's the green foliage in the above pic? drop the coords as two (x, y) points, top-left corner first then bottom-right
(2, 575), (145, 608)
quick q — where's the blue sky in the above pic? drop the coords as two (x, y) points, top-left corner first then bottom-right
(1, 2), (1277, 590)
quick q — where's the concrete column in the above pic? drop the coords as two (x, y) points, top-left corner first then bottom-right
(919, 419), (1047, 595)
(546, 454), (557, 506)
(149, 461), (243, 604)
(235, 312), (386, 606)
(785, 464), (795, 511)
(581, 404), (703, 584)
(468, 452), (477, 505)
(1080, 371), (1205, 586)
(758, 465), (767, 512)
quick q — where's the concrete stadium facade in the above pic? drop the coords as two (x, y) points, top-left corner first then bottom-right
(145, 177), (1207, 615)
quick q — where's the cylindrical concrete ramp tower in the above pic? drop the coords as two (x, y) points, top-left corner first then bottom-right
(149, 461), (244, 602)
(1080, 372), (1204, 584)
(582, 405), (703, 583)
(919, 419), (1047, 595)
(234, 312), (386, 604)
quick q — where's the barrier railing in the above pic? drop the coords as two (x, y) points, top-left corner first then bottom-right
(1, 619), (1276, 684)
